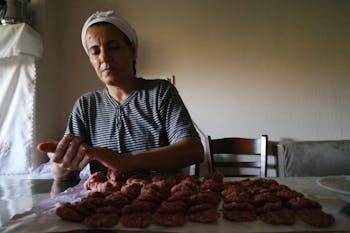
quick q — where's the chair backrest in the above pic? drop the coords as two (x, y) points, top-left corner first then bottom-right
(205, 135), (268, 177)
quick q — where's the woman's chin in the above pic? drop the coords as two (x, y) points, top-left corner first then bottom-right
(100, 75), (118, 84)
(99, 73), (133, 86)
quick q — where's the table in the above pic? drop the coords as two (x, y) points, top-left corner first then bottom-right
(0, 176), (79, 227)
(0, 176), (349, 233)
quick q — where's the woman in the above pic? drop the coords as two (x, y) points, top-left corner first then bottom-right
(37, 10), (203, 180)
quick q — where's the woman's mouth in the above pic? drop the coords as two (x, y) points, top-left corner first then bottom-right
(102, 67), (113, 75)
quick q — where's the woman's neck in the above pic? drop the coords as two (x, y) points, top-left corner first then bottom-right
(106, 77), (140, 104)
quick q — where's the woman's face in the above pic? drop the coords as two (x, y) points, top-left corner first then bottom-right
(85, 23), (136, 86)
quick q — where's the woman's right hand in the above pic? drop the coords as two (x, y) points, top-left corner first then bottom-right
(37, 133), (91, 171)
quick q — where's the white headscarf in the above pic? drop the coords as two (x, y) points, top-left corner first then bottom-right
(81, 10), (138, 55)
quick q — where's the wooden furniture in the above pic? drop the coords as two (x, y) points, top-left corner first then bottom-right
(205, 135), (268, 177)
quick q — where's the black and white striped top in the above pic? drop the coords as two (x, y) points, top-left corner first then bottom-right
(65, 78), (199, 174)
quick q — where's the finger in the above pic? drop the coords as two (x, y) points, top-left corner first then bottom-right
(84, 146), (105, 160)
(85, 147), (119, 170)
(78, 154), (91, 170)
(84, 147), (110, 161)
(71, 143), (87, 170)
(61, 136), (83, 167)
(54, 134), (74, 163)
(37, 142), (57, 153)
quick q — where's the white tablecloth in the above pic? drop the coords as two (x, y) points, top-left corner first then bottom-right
(1, 177), (350, 233)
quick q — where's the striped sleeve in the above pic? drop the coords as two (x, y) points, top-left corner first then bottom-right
(157, 80), (199, 144)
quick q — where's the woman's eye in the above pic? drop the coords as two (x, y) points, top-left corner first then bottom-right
(109, 45), (121, 50)
(88, 46), (100, 56)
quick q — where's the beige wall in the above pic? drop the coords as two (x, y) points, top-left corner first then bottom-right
(33, 0), (350, 147)
(30, 0), (61, 164)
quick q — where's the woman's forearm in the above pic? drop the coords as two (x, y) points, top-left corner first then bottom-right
(132, 137), (204, 172)
(85, 136), (204, 173)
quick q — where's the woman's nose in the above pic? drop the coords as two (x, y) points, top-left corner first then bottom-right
(99, 48), (111, 62)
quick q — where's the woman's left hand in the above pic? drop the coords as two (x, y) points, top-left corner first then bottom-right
(85, 146), (133, 172)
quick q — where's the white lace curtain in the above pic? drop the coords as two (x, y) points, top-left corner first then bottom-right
(0, 23), (42, 175)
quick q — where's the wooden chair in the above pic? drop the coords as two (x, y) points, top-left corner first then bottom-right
(205, 135), (268, 177)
